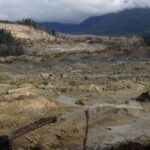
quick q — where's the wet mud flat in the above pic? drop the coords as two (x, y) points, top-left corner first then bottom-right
(0, 51), (150, 149)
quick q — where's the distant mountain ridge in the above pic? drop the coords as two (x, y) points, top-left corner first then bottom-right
(38, 8), (150, 35)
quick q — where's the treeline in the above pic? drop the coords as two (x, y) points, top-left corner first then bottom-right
(17, 18), (38, 28)
(0, 20), (13, 24)
(0, 29), (24, 57)
(0, 18), (38, 28)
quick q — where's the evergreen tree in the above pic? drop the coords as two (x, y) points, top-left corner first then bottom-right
(0, 29), (24, 56)
(17, 18), (37, 28)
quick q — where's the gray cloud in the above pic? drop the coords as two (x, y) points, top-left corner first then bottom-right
(0, 0), (150, 23)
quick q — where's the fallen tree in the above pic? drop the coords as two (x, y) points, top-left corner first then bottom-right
(0, 116), (57, 150)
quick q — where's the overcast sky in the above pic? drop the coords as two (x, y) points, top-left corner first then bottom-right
(0, 0), (150, 23)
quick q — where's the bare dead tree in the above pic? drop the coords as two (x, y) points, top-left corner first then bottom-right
(83, 109), (89, 150)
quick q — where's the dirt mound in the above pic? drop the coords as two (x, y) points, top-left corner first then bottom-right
(0, 23), (55, 41)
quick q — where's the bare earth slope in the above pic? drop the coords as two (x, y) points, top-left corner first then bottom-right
(0, 23), (55, 41)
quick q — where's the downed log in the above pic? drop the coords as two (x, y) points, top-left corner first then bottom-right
(9, 116), (57, 140)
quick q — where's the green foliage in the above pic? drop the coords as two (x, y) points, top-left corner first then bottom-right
(142, 33), (150, 46)
(17, 18), (37, 28)
(0, 29), (14, 44)
(0, 29), (24, 57)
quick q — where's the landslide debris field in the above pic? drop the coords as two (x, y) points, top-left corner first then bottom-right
(0, 23), (150, 150)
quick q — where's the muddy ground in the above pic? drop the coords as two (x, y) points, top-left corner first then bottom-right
(0, 47), (150, 149)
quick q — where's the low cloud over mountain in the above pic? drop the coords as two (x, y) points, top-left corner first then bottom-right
(0, 0), (150, 23)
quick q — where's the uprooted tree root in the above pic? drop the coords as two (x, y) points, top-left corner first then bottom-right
(0, 136), (12, 150)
